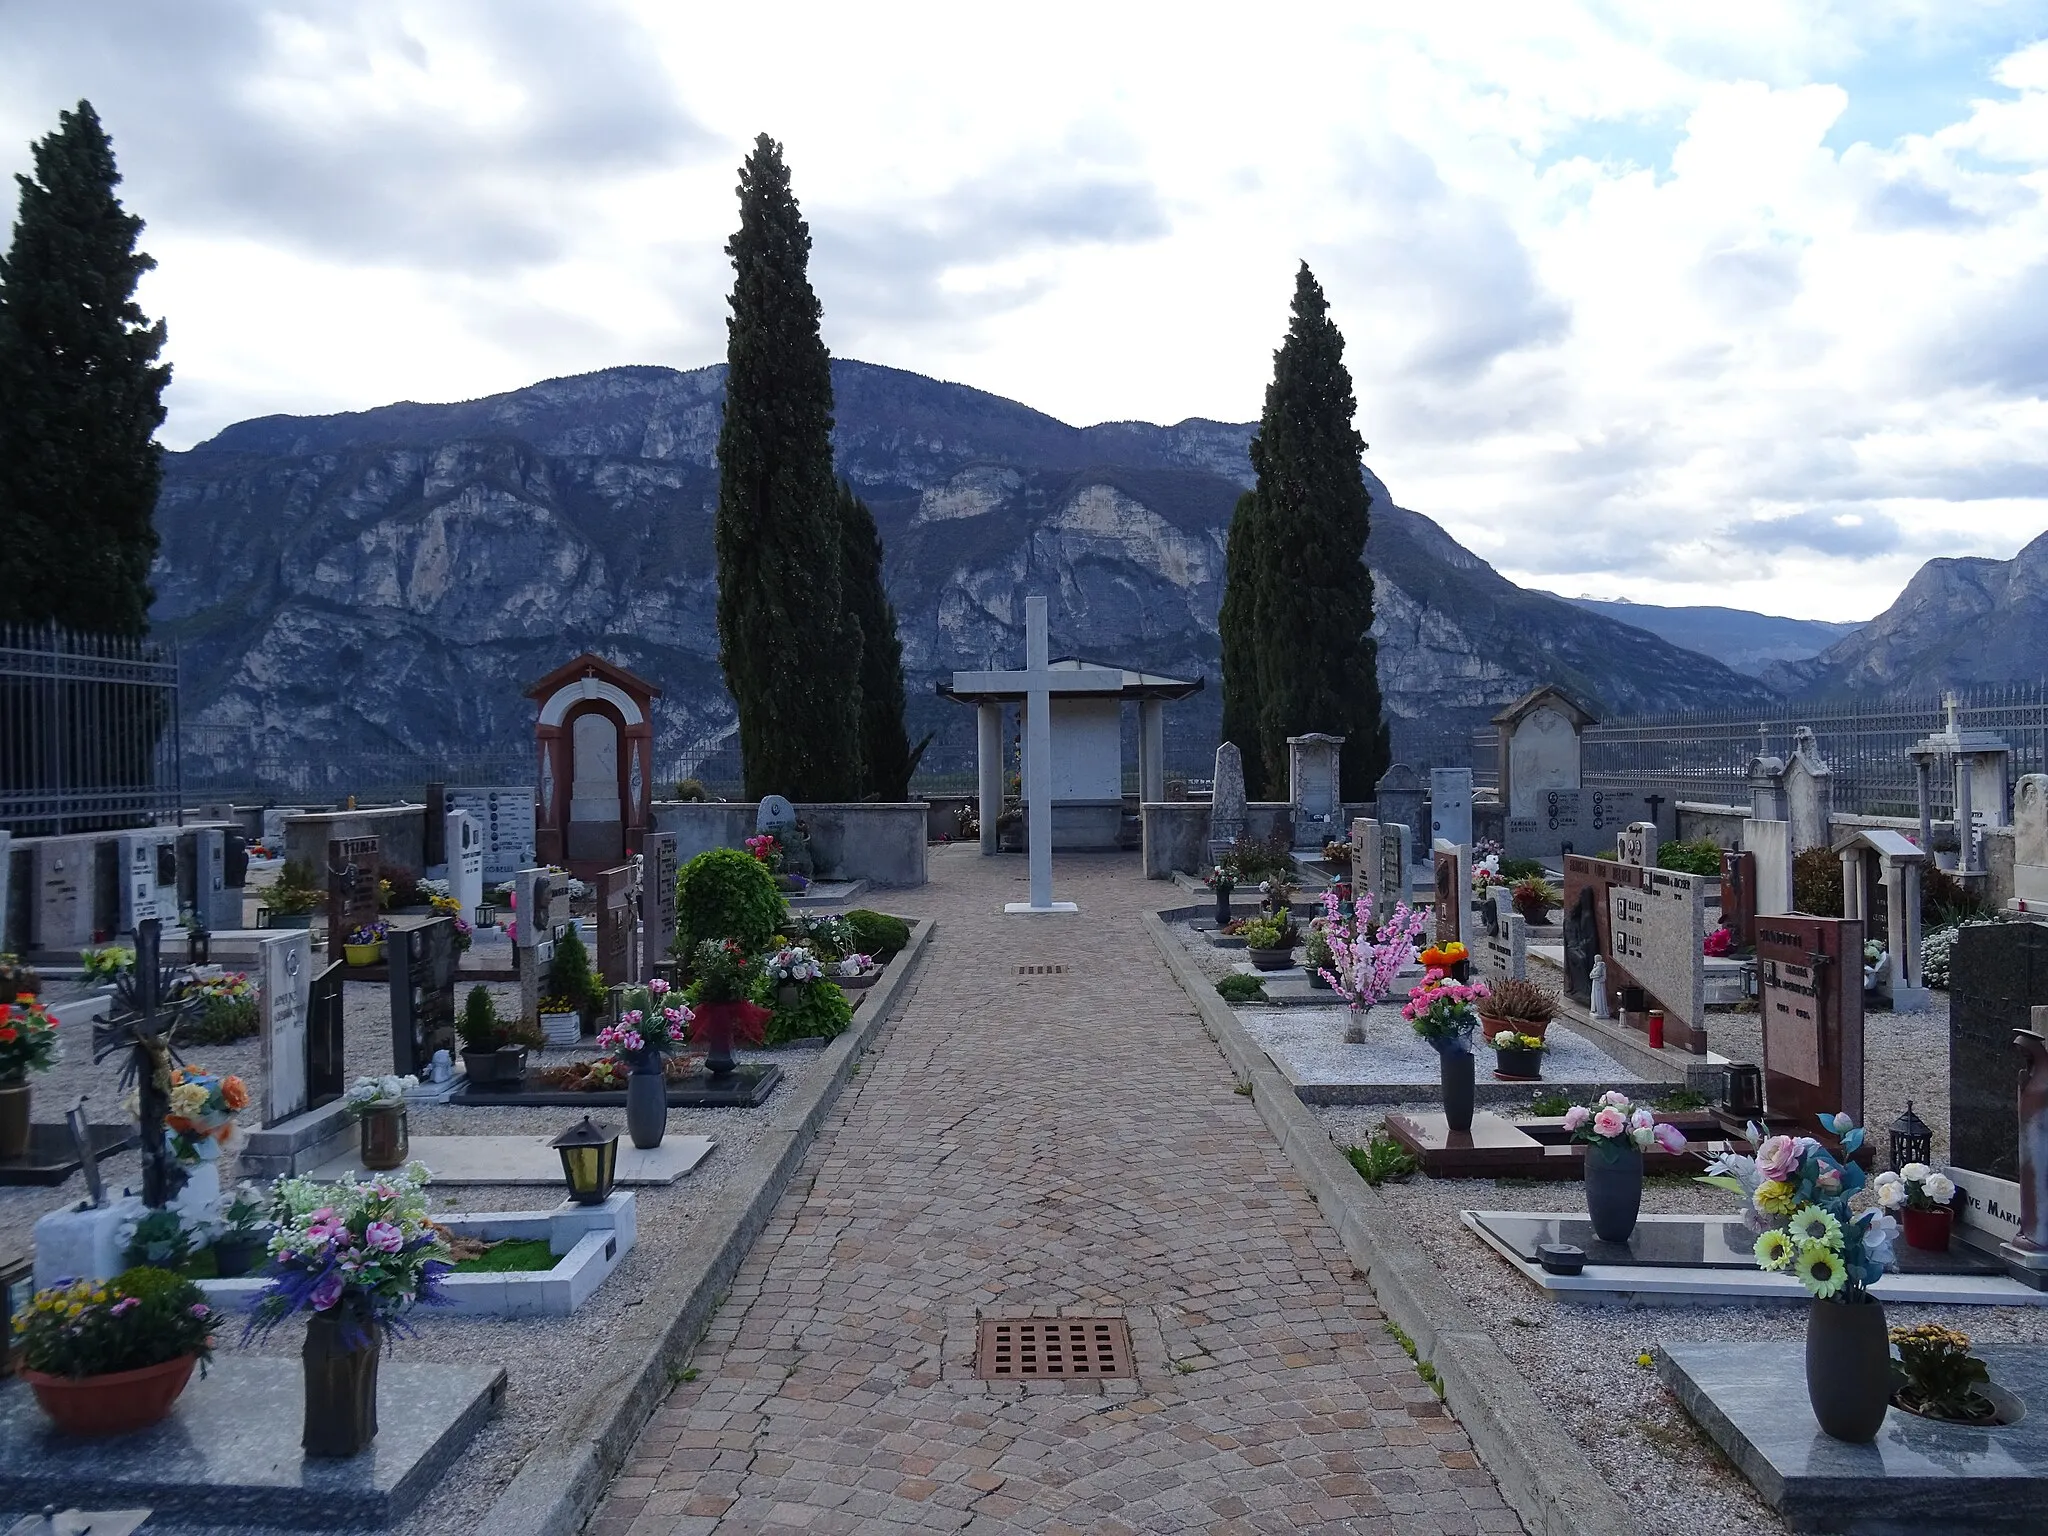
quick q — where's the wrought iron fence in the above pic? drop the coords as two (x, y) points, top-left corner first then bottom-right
(0, 623), (182, 835)
(1470, 683), (2048, 817)
(176, 726), (533, 804)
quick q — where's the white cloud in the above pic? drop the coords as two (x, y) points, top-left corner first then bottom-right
(2, 0), (2046, 622)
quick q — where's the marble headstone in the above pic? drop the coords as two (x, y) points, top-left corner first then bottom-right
(756, 794), (812, 877)
(2011, 774), (2048, 909)
(447, 786), (538, 883)
(1429, 768), (1473, 852)
(445, 810), (485, 918)
(642, 831), (678, 980)
(1505, 788), (1582, 861)
(1616, 821), (1660, 869)
(1784, 728), (1833, 853)
(1608, 867), (1709, 1053)
(756, 794), (797, 834)
(1209, 741), (1248, 857)
(1744, 818), (1793, 916)
(1374, 764), (1425, 860)
(118, 829), (176, 934)
(1754, 913), (1864, 1129)
(259, 930), (313, 1126)
(1949, 923), (2048, 1180)
(326, 836), (381, 960)
(33, 837), (95, 950)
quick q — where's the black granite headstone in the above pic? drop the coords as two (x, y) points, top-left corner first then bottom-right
(1949, 923), (2048, 1179)
(388, 918), (457, 1077)
(1562, 886), (1599, 1006)
(308, 959), (345, 1108)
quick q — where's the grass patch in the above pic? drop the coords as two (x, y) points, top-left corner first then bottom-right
(1527, 1090), (1574, 1117)
(1344, 1134), (1419, 1187)
(1382, 1321), (1445, 1399)
(1653, 1088), (1711, 1111)
(1215, 973), (1266, 1004)
(1232, 1079), (1253, 1097)
(450, 1238), (557, 1275)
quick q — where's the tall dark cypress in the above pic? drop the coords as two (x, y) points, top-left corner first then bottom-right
(837, 480), (913, 800)
(1246, 263), (1390, 799)
(0, 101), (170, 635)
(1216, 489), (1269, 801)
(715, 135), (864, 801)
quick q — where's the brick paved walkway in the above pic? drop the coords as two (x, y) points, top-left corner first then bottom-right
(592, 848), (1518, 1535)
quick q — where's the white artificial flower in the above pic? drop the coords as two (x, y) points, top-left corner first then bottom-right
(1874, 1174), (1907, 1211)
(1900, 1162), (1932, 1184)
(1924, 1173), (1956, 1205)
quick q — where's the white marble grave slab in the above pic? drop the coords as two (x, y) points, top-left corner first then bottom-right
(306, 1133), (713, 1186)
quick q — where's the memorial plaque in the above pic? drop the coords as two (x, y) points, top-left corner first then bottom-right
(1949, 923), (2048, 1179)
(1585, 788), (1649, 841)
(388, 917), (458, 1077)
(1433, 849), (1459, 946)
(448, 786), (538, 882)
(1616, 821), (1659, 868)
(642, 832), (678, 980)
(1608, 866), (1711, 1054)
(1481, 889), (1526, 983)
(326, 836), (381, 960)
(596, 864), (634, 986)
(1755, 913), (1863, 1128)
(259, 930), (313, 1126)
(308, 960), (345, 1109)
(1720, 849), (1758, 948)
(33, 837), (92, 949)
(1507, 788), (1584, 861)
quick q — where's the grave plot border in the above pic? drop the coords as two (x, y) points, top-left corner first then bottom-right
(477, 913), (934, 1536)
(1145, 905), (1632, 1536)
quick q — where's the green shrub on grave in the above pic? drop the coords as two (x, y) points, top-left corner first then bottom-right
(548, 925), (607, 1016)
(675, 847), (787, 957)
(766, 978), (853, 1045)
(1215, 973), (1267, 1003)
(842, 908), (910, 960)
(1656, 838), (1725, 877)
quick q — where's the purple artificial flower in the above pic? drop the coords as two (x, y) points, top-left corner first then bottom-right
(310, 1271), (346, 1312)
(365, 1220), (404, 1253)
(1652, 1122), (1688, 1155)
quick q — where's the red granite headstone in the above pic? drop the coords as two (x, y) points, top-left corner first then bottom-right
(1755, 913), (1864, 1128)
(1720, 849), (1758, 949)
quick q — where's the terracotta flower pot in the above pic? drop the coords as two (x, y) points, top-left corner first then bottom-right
(0, 1077), (29, 1161)
(24, 1354), (198, 1436)
(1478, 1013), (1550, 1046)
(1902, 1207), (1953, 1253)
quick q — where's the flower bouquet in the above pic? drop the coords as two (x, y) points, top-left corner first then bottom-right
(1873, 1162), (1957, 1252)
(688, 940), (772, 1071)
(0, 993), (59, 1159)
(1488, 1030), (1548, 1081)
(1204, 862), (1234, 924)
(1566, 1090), (1687, 1243)
(1703, 925), (1734, 958)
(766, 945), (825, 987)
(599, 978), (695, 1063)
(1404, 969), (1490, 1132)
(1890, 1324), (2001, 1424)
(14, 1268), (216, 1435)
(1417, 941), (1468, 974)
(428, 893), (473, 952)
(744, 833), (784, 873)
(161, 1066), (250, 1164)
(1700, 1114), (1898, 1441)
(834, 953), (876, 979)
(248, 1163), (451, 1456)
(1315, 888), (1427, 1041)
(342, 1075), (416, 1113)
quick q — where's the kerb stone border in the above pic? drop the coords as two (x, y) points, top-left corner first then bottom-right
(480, 915), (936, 1536)
(1145, 907), (1631, 1536)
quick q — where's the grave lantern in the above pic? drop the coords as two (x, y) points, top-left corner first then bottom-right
(1889, 1101), (1933, 1172)
(550, 1115), (618, 1205)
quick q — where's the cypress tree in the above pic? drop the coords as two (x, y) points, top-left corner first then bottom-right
(837, 479), (914, 800)
(1216, 489), (1269, 800)
(0, 101), (170, 635)
(715, 135), (864, 802)
(1246, 263), (1390, 800)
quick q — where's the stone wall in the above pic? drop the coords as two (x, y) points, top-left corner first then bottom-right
(1675, 803), (1748, 848)
(282, 805), (428, 878)
(649, 801), (929, 887)
(1142, 802), (1294, 877)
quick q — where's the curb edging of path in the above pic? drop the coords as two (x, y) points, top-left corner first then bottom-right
(480, 915), (936, 1536)
(1144, 909), (1632, 1536)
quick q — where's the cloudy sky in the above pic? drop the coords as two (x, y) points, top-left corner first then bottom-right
(4, 1), (2047, 623)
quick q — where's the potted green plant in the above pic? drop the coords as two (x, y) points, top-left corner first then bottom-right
(0, 993), (60, 1161)
(1303, 921), (1335, 989)
(15, 1268), (216, 1436)
(548, 924), (606, 1031)
(1489, 1030), (1547, 1082)
(457, 987), (529, 1089)
(343, 1074), (417, 1169)
(262, 861), (325, 928)
(211, 1181), (273, 1278)
(1477, 976), (1558, 1045)
(1240, 910), (1300, 972)
(1889, 1324), (2015, 1424)
(687, 939), (771, 1081)
(248, 1164), (450, 1457)
(1510, 876), (1561, 925)
(343, 920), (388, 968)
(1873, 1163), (1957, 1252)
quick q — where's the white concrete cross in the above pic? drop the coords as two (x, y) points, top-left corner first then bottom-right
(951, 595), (1120, 913)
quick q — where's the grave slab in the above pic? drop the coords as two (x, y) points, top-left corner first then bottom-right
(0, 1122), (136, 1188)
(449, 1062), (782, 1109)
(1385, 1110), (1722, 1180)
(305, 1133), (713, 1186)
(0, 1358), (505, 1530)
(789, 877), (869, 908)
(1659, 1341), (2048, 1534)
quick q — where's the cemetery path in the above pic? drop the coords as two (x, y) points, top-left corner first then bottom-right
(593, 847), (1518, 1535)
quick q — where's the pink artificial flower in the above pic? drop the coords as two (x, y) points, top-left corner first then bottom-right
(649, 977), (670, 996)
(111, 1296), (140, 1316)
(1563, 1105), (1592, 1131)
(1599, 1090), (1631, 1109)
(1592, 1107), (1628, 1138)
(1652, 1122), (1688, 1155)
(364, 1220), (404, 1254)
(1630, 1107), (1655, 1131)
(621, 1009), (643, 1027)
(1703, 927), (1733, 958)
(1755, 1135), (1802, 1183)
(310, 1272), (346, 1311)
(1816, 1167), (1843, 1194)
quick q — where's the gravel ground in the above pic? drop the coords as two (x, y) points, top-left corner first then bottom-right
(0, 967), (834, 1536)
(1310, 992), (2046, 1536)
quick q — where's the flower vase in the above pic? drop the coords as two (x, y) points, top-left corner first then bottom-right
(1213, 886), (1232, 926)
(1438, 1048), (1474, 1133)
(626, 1055), (667, 1149)
(1806, 1295), (1890, 1442)
(1344, 1005), (1366, 1045)
(1584, 1142), (1644, 1243)
(0, 1076), (29, 1161)
(357, 1104), (409, 1171)
(303, 1303), (381, 1458)
(1902, 1207), (1952, 1252)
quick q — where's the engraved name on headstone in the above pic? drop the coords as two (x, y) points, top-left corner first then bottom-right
(1481, 888), (1527, 983)
(260, 930), (314, 1125)
(447, 786), (538, 882)
(643, 832), (678, 981)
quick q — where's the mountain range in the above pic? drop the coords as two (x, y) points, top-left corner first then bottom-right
(148, 359), (1977, 790)
(1560, 598), (1862, 678)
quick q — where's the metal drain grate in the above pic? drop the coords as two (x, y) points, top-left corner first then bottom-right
(1015, 964), (1065, 975)
(975, 1317), (1133, 1378)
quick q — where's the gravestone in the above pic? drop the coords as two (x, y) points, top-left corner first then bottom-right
(1562, 884), (1601, 1006)
(1616, 821), (1659, 869)
(595, 865), (634, 986)
(1287, 733), (1345, 848)
(1754, 913), (1864, 1128)
(326, 836), (381, 961)
(2009, 1010), (2048, 1287)
(447, 786), (538, 883)
(33, 837), (94, 949)
(1783, 728), (1833, 853)
(423, 781), (447, 868)
(756, 794), (813, 878)
(0, 829), (11, 952)
(1496, 688), (1591, 821)
(1432, 846), (1460, 946)
(1835, 827), (1929, 1009)
(446, 809), (485, 918)
(1949, 923), (2048, 1179)
(756, 794), (796, 833)
(1480, 888), (1527, 983)
(260, 807), (304, 851)
(259, 930), (313, 1125)
(1744, 818), (1793, 916)
(118, 830), (176, 934)
(1429, 768), (1473, 852)
(308, 957), (345, 1107)
(388, 917), (458, 1077)
(1608, 867), (1710, 1053)
(2011, 774), (2048, 912)
(1374, 764), (1425, 860)
(1719, 849), (1758, 948)
(1360, 818), (1409, 917)
(642, 831), (678, 981)
(184, 827), (238, 931)
(1209, 742), (1248, 859)
(513, 867), (561, 1027)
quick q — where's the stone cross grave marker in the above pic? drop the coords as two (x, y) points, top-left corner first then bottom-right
(1209, 741), (1247, 859)
(1429, 768), (1473, 852)
(388, 917), (457, 1077)
(1616, 821), (1659, 868)
(446, 809), (485, 918)
(448, 786), (537, 883)
(1949, 923), (2048, 1180)
(259, 929), (313, 1126)
(1608, 866), (1710, 1053)
(596, 864), (634, 986)
(952, 593), (1121, 912)
(33, 837), (92, 950)
(1432, 845), (1460, 947)
(326, 836), (381, 962)
(1481, 888), (1526, 984)
(1755, 913), (1863, 1129)
(643, 831), (678, 981)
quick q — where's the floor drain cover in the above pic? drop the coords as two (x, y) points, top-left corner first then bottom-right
(1015, 964), (1065, 975)
(975, 1317), (1133, 1379)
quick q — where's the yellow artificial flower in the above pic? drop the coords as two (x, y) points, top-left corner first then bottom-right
(1795, 1242), (1847, 1299)
(1754, 1230), (1796, 1271)
(1788, 1206), (1842, 1248)
(1753, 1180), (1797, 1217)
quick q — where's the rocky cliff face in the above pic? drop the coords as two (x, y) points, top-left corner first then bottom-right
(151, 361), (1770, 785)
(1767, 531), (2048, 696)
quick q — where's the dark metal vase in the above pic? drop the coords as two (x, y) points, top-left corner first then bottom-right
(1438, 1049), (1475, 1133)
(303, 1304), (381, 1458)
(696, 1003), (739, 1080)
(626, 1060), (667, 1149)
(1213, 887), (1232, 926)
(358, 1104), (409, 1171)
(1806, 1295), (1890, 1442)
(1584, 1143), (1644, 1242)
